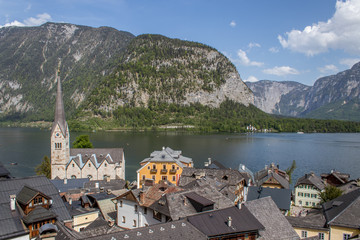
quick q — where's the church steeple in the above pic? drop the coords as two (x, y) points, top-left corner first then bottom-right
(51, 68), (67, 137)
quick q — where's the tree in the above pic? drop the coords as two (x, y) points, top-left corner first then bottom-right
(285, 160), (297, 184)
(319, 185), (343, 204)
(35, 156), (51, 178)
(73, 135), (93, 148)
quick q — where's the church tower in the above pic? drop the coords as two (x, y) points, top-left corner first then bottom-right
(51, 68), (70, 179)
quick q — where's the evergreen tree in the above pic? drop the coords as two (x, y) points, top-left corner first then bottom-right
(319, 185), (343, 204)
(72, 135), (93, 148)
(35, 156), (51, 178)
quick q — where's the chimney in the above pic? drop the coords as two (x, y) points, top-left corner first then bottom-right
(241, 164), (245, 171)
(183, 196), (187, 205)
(69, 198), (72, 205)
(107, 189), (112, 195)
(162, 146), (165, 150)
(95, 182), (99, 189)
(227, 216), (232, 227)
(64, 178), (67, 184)
(10, 195), (16, 211)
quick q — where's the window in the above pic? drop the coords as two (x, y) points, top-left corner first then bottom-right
(34, 196), (43, 205)
(134, 205), (138, 213)
(133, 220), (137, 227)
(172, 165), (175, 170)
(301, 231), (308, 238)
(148, 166), (150, 170)
(104, 163), (107, 167)
(72, 164), (75, 167)
(318, 233), (324, 240)
(144, 207), (147, 214)
(87, 175), (92, 179)
(153, 210), (162, 221)
(299, 200), (302, 205)
(312, 202), (315, 207)
(163, 164), (166, 170)
(172, 176), (176, 181)
(306, 202), (309, 206)
(88, 163), (91, 167)
(122, 216), (126, 223)
(162, 176), (167, 181)
(343, 234), (351, 240)
(152, 175), (156, 181)
(298, 192), (301, 196)
(119, 200), (123, 207)
(71, 175), (76, 179)
(153, 164), (156, 169)
(142, 175), (146, 180)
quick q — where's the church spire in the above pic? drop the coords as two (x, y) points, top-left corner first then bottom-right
(52, 67), (67, 137)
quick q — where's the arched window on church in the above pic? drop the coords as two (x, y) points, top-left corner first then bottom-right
(71, 175), (76, 179)
(87, 175), (92, 179)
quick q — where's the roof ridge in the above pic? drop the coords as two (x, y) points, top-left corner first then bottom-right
(327, 189), (360, 225)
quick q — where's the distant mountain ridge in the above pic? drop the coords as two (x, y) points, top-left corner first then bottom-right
(0, 22), (253, 122)
(247, 63), (360, 121)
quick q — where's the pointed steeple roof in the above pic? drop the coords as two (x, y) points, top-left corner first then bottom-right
(51, 69), (67, 137)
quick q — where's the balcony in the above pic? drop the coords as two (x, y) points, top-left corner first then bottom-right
(160, 169), (168, 174)
(150, 169), (157, 174)
(169, 169), (176, 174)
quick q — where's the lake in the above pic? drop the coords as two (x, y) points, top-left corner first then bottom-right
(1, 127), (359, 188)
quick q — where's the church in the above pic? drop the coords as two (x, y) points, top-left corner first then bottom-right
(50, 70), (125, 180)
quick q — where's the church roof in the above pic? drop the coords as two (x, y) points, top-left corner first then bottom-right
(51, 72), (68, 137)
(69, 148), (124, 169)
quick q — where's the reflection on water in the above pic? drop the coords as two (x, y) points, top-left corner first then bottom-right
(1, 128), (359, 184)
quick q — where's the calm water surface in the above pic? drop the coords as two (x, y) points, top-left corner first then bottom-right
(0, 128), (359, 187)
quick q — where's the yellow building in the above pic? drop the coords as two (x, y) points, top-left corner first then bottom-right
(137, 147), (193, 188)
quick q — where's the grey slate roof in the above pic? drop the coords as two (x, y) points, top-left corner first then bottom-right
(247, 186), (292, 211)
(139, 147), (193, 168)
(51, 178), (90, 193)
(295, 173), (325, 191)
(84, 179), (126, 192)
(0, 176), (71, 239)
(322, 188), (360, 228)
(70, 148), (124, 169)
(152, 185), (234, 220)
(179, 168), (249, 187)
(187, 206), (264, 237)
(256, 171), (290, 189)
(16, 185), (50, 205)
(286, 208), (327, 231)
(22, 206), (57, 224)
(86, 219), (207, 240)
(244, 197), (300, 240)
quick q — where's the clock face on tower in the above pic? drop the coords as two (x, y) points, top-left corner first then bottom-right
(55, 132), (60, 138)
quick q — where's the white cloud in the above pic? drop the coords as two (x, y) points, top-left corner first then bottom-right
(0, 13), (51, 28)
(244, 76), (259, 82)
(230, 20), (236, 27)
(278, 0), (360, 56)
(248, 42), (261, 49)
(339, 58), (360, 68)
(318, 64), (338, 73)
(269, 47), (279, 53)
(237, 49), (263, 67)
(263, 66), (299, 76)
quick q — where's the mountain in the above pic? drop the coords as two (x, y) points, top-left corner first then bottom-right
(247, 63), (360, 121)
(0, 22), (253, 122)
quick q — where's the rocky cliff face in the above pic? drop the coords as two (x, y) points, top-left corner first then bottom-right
(85, 34), (253, 113)
(0, 22), (135, 119)
(247, 62), (360, 121)
(0, 23), (253, 121)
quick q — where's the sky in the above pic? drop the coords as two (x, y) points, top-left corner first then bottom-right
(1, 0), (360, 86)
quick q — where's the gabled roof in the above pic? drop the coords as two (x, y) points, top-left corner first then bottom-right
(256, 171), (290, 189)
(247, 186), (292, 211)
(140, 147), (193, 168)
(286, 208), (327, 231)
(69, 148), (124, 169)
(22, 206), (57, 224)
(295, 173), (325, 190)
(51, 178), (90, 193)
(16, 185), (50, 205)
(322, 188), (360, 228)
(187, 206), (264, 237)
(244, 197), (300, 240)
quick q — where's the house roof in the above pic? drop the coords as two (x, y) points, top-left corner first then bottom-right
(247, 186), (292, 211)
(244, 197), (300, 240)
(83, 179), (126, 192)
(322, 188), (360, 228)
(179, 168), (249, 187)
(205, 160), (228, 169)
(139, 147), (193, 168)
(286, 208), (327, 231)
(295, 173), (325, 190)
(86, 218), (207, 240)
(22, 206), (57, 224)
(87, 193), (116, 222)
(153, 185), (234, 220)
(51, 178), (90, 193)
(256, 171), (290, 189)
(69, 148), (124, 169)
(0, 176), (71, 239)
(187, 206), (264, 237)
(16, 185), (50, 205)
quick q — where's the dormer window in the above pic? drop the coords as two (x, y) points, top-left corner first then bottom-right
(34, 196), (43, 205)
